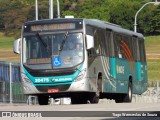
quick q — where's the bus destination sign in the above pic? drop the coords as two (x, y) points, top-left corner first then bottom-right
(31, 23), (76, 32)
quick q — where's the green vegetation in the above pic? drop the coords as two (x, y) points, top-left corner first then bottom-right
(145, 36), (160, 53)
(144, 36), (160, 86)
(147, 59), (160, 79)
(0, 33), (14, 49)
(0, 0), (160, 35)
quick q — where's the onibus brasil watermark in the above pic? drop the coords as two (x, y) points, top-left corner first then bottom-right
(1, 112), (42, 118)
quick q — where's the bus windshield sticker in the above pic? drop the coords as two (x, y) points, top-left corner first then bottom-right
(52, 57), (62, 67)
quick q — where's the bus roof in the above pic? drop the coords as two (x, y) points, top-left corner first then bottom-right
(24, 18), (143, 38)
(84, 19), (144, 38)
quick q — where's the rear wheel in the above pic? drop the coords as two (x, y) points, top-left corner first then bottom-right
(115, 82), (132, 103)
(38, 95), (49, 105)
(124, 82), (132, 102)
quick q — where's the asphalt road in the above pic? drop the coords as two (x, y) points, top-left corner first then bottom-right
(0, 103), (160, 120)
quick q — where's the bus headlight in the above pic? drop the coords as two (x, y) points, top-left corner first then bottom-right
(21, 73), (32, 83)
(75, 69), (86, 82)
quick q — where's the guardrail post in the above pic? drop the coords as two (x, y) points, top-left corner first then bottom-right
(157, 80), (159, 95)
(27, 95), (37, 105)
(156, 80), (159, 102)
(50, 98), (55, 105)
(9, 62), (12, 104)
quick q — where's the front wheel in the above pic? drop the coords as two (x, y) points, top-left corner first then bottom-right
(38, 95), (49, 105)
(88, 93), (99, 104)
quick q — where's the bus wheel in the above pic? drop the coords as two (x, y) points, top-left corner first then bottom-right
(89, 93), (99, 104)
(38, 95), (49, 105)
(124, 82), (132, 102)
(89, 77), (101, 104)
(115, 82), (132, 103)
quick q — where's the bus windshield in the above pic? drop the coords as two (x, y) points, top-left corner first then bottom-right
(23, 33), (84, 69)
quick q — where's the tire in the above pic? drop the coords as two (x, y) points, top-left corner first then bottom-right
(115, 82), (132, 103)
(124, 82), (132, 102)
(90, 77), (101, 104)
(38, 95), (49, 105)
(89, 93), (99, 104)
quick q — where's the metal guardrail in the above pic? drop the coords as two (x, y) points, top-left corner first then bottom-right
(0, 61), (27, 104)
(132, 81), (160, 103)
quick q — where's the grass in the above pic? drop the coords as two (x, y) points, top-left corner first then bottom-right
(147, 59), (160, 84)
(0, 32), (19, 62)
(0, 32), (160, 85)
(145, 36), (160, 54)
(0, 32), (15, 49)
(145, 36), (160, 85)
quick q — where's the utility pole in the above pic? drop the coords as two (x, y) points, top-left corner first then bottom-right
(57, 0), (60, 18)
(134, 1), (160, 32)
(35, 0), (38, 20)
(49, 0), (54, 19)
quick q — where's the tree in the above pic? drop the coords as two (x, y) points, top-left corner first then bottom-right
(2, 0), (27, 36)
(1, 0), (160, 35)
(150, 6), (160, 34)
(135, 3), (160, 35)
(62, 0), (110, 21)
(109, 0), (140, 31)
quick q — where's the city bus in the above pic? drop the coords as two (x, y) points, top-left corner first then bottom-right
(13, 18), (148, 105)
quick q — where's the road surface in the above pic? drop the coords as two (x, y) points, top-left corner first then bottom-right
(0, 103), (160, 120)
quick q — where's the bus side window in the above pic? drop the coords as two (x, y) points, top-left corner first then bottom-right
(114, 34), (122, 59)
(136, 40), (140, 61)
(131, 37), (138, 61)
(122, 36), (131, 59)
(86, 25), (96, 56)
(105, 30), (112, 57)
(139, 39), (146, 62)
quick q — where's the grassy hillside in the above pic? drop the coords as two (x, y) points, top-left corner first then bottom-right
(145, 36), (160, 56)
(145, 36), (160, 85)
(0, 32), (160, 84)
(0, 33), (19, 62)
(0, 33), (15, 49)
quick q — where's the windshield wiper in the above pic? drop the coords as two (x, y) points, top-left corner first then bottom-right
(58, 32), (69, 56)
(36, 33), (50, 51)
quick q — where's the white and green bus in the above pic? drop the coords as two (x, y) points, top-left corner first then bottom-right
(14, 18), (148, 105)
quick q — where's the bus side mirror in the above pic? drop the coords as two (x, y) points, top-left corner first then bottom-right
(86, 35), (94, 50)
(13, 38), (21, 54)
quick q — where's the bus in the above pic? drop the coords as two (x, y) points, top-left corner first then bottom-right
(13, 18), (148, 105)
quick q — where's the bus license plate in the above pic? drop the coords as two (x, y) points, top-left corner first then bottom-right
(48, 88), (59, 93)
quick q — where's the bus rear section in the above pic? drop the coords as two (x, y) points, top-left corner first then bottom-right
(103, 33), (148, 102)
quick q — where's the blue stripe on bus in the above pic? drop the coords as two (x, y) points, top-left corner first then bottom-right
(110, 58), (116, 79)
(136, 62), (141, 81)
